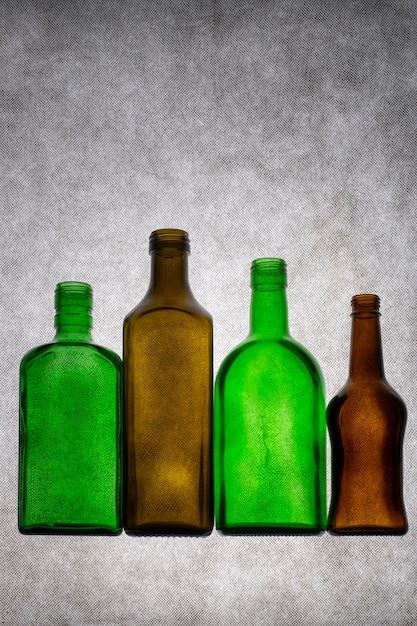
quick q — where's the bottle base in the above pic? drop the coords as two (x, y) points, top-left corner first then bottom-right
(216, 523), (325, 536)
(327, 524), (408, 536)
(124, 522), (213, 537)
(18, 523), (122, 536)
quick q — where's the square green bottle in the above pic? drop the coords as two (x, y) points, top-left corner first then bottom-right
(19, 282), (122, 534)
(214, 259), (326, 534)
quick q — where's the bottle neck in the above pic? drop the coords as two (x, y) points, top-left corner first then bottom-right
(249, 259), (289, 338)
(349, 295), (385, 380)
(53, 282), (92, 344)
(54, 326), (92, 343)
(147, 229), (192, 298)
(149, 249), (191, 297)
(250, 285), (289, 338)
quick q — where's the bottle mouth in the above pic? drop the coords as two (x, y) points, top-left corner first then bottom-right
(55, 282), (92, 306)
(149, 229), (190, 254)
(55, 282), (93, 328)
(351, 294), (380, 316)
(251, 258), (287, 287)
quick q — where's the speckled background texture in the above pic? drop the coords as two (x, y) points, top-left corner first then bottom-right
(1, 0), (417, 624)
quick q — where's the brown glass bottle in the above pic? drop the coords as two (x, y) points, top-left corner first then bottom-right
(327, 294), (407, 534)
(123, 229), (213, 535)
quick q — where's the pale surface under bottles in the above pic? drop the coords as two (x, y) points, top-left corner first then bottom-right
(2, 1), (417, 624)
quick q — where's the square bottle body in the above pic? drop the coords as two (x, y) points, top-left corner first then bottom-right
(19, 342), (123, 534)
(124, 306), (213, 535)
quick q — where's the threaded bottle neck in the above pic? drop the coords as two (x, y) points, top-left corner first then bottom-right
(349, 294), (384, 379)
(351, 294), (380, 317)
(250, 258), (289, 337)
(54, 281), (92, 342)
(148, 229), (191, 296)
(251, 258), (287, 290)
(149, 229), (190, 255)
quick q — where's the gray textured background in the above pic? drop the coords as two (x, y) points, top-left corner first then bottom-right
(1, 0), (417, 624)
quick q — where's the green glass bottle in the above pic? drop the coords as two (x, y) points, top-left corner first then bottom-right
(214, 258), (326, 534)
(19, 282), (122, 534)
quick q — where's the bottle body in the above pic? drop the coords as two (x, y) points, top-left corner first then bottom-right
(215, 259), (326, 533)
(124, 230), (213, 535)
(327, 294), (407, 534)
(19, 283), (123, 534)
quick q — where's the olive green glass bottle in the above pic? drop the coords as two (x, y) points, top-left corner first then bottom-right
(214, 258), (326, 534)
(19, 282), (122, 534)
(327, 294), (407, 534)
(123, 229), (213, 535)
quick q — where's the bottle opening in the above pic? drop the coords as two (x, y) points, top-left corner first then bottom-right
(351, 294), (380, 316)
(55, 282), (93, 328)
(149, 229), (190, 254)
(251, 258), (287, 287)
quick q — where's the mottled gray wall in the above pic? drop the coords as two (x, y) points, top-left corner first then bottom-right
(1, 0), (416, 624)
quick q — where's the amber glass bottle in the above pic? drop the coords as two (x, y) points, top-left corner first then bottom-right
(123, 229), (213, 535)
(327, 294), (407, 534)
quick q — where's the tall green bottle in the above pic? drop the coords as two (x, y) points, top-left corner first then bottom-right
(19, 282), (122, 534)
(214, 258), (326, 533)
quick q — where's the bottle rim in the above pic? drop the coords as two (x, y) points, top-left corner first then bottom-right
(351, 293), (380, 315)
(251, 258), (287, 287)
(55, 281), (92, 293)
(149, 229), (190, 253)
(55, 282), (93, 318)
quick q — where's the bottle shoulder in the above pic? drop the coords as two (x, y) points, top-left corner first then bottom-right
(20, 341), (122, 374)
(124, 293), (212, 326)
(332, 377), (405, 399)
(327, 378), (407, 416)
(216, 334), (323, 387)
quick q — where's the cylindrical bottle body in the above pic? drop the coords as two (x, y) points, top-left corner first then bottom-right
(327, 294), (407, 534)
(123, 230), (213, 535)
